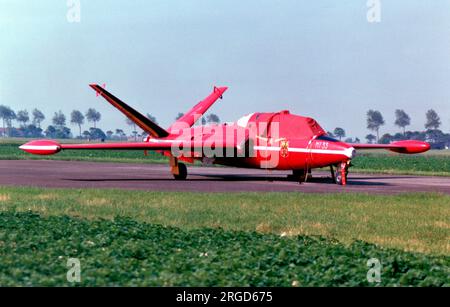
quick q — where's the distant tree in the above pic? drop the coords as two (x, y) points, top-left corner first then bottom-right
(89, 127), (106, 140)
(52, 111), (66, 127)
(367, 110), (385, 142)
(70, 110), (85, 137)
(82, 130), (91, 139)
(344, 138), (353, 143)
(126, 118), (136, 130)
(394, 109), (411, 135)
(22, 124), (43, 138)
(45, 125), (71, 139)
(45, 125), (57, 138)
(425, 129), (445, 144)
(0, 106), (9, 135)
(327, 131), (335, 138)
(59, 127), (71, 139)
(32, 109), (45, 128)
(206, 113), (220, 124)
(392, 132), (406, 141)
(201, 117), (207, 125)
(366, 134), (376, 144)
(0, 105), (16, 137)
(379, 133), (394, 144)
(5, 111), (16, 135)
(333, 127), (346, 140)
(354, 137), (361, 143)
(175, 113), (184, 120)
(126, 118), (138, 141)
(115, 129), (125, 138)
(106, 130), (114, 139)
(405, 130), (426, 142)
(425, 109), (441, 130)
(86, 108), (101, 128)
(16, 110), (30, 127)
(146, 113), (157, 123)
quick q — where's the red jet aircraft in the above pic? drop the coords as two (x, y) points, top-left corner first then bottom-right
(20, 84), (430, 185)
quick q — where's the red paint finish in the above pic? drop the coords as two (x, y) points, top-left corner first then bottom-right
(19, 84), (431, 184)
(19, 140), (61, 155)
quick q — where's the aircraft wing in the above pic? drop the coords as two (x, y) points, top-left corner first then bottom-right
(89, 84), (169, 138)
(350, 140), (430, 154)
(168, 86), (228, 131)
(19, 139), (237, 156)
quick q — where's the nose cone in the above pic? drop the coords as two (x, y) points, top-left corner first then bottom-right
(344, 146), (356, 159)
(331, 141), (355, 159)
(319, 139), (355, 161)
(309, 138), (356, 168)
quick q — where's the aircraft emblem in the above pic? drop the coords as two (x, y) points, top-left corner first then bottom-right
(280, 140), (289, 158)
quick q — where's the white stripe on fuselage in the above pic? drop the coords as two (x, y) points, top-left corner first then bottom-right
(254, 146), (355, 158)
(145, 139), (355, 158)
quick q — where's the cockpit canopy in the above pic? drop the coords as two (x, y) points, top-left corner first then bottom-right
(234, 111), (326, 138)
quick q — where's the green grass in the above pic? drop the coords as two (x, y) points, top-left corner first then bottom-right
(0, 187), (449, 286)
(0, 187), (448, 255)
(0, 211), (448, 286)
(351, 152), (450, 176)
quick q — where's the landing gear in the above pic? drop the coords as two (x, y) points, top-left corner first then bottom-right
(331, 162), (349, 185)
(288, 169), (311, 183)
(170, 156), (188, 180)
(173, 163), (187, 180)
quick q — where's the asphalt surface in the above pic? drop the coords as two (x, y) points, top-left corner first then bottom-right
(0, 160), (449, 194)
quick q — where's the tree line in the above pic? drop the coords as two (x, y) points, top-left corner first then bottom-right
(0, 106), (221, 141)
(1, 105), (447, 148)
(329, 108), (449, 149)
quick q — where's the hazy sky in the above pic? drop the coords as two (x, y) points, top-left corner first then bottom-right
(1, 0), (449, 139)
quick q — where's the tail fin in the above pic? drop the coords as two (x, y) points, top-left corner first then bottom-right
(168, 86), (228, 131)
(89, 84), (169, 138)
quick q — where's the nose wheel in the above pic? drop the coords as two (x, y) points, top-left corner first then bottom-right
(331, 162), (349, 185)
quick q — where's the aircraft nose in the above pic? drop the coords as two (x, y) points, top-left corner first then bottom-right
(334, 141), (355, 159)
(344, 147), (356, 159)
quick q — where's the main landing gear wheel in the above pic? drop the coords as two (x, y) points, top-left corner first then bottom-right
(288, 169), (311, 183)
(173, 163), (187, 180)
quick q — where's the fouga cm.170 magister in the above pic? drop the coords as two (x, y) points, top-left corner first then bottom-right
(20, 84), (430, 185)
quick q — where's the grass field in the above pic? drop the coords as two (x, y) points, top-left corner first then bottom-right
(0, 187), (448, 286)
(0, 212), (448, 286)
(351, 152), (450, 176)
(1, 139), (449, 176)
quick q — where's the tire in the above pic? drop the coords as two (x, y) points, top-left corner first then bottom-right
(334, 169), (343, 185)
(290, 169), (306, 183)
(173, 163), (187, 180)
(334, 167), (348, 185)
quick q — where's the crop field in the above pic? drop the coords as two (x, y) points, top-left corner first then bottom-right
(1, 140), (449, 176)
(0, 187), (448, 286)
(351, 152), (450, 176)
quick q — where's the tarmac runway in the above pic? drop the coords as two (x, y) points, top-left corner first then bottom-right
(0, 160), (449, 194)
